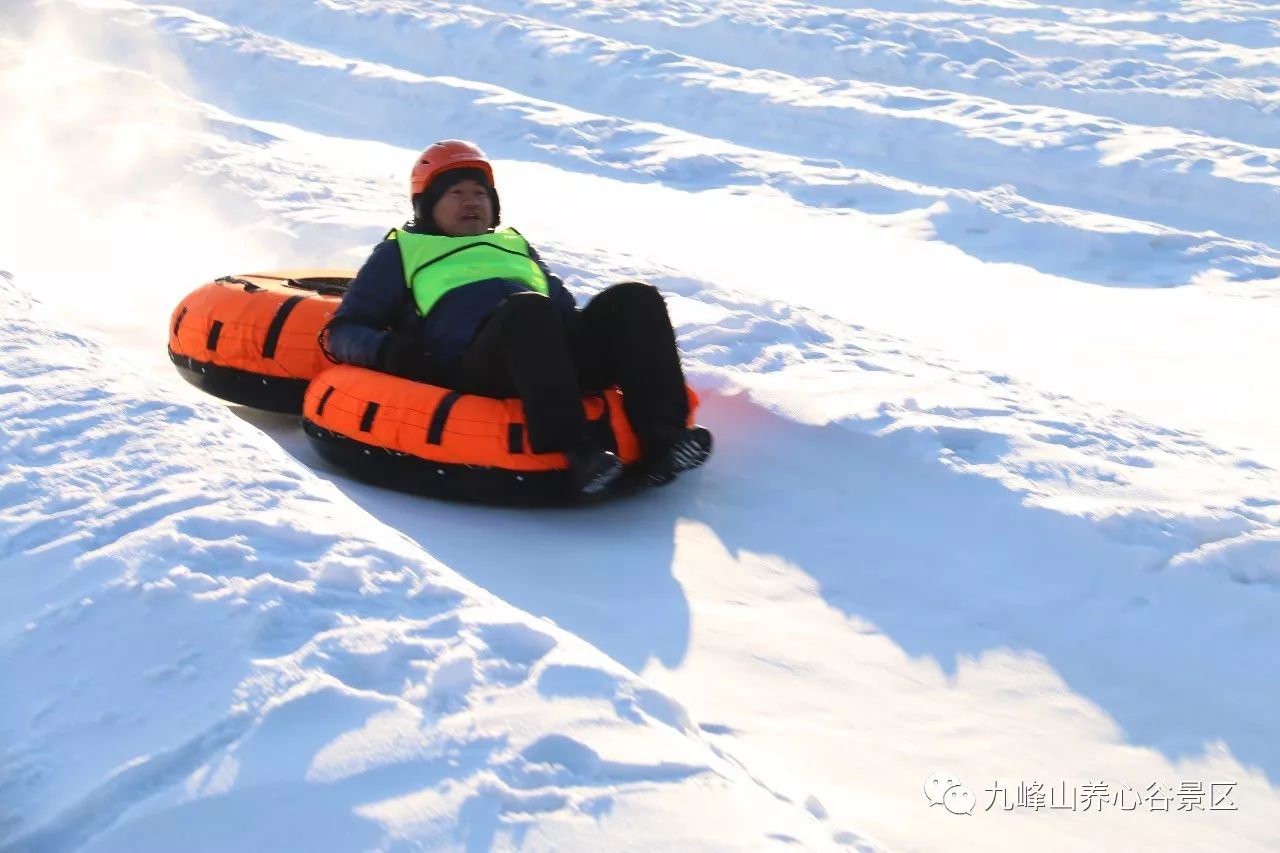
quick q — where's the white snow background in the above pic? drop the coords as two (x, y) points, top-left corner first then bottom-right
(2, 0), (1279, 850)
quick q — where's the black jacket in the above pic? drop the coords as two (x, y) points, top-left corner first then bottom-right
(321, 224), (578, 370)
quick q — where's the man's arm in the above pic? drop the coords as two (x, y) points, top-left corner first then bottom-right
(528, 244), (578, 315)
(320, 239), (408, 367)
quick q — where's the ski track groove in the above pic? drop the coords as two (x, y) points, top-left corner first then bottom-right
(81, 0), (1280, 285)
(458, 0), (1280, 145)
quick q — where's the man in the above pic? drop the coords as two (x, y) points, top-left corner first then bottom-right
(321, 139), (711, 496)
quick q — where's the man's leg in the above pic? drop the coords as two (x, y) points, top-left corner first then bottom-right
(443, 292), (623, 495)
(448, 292), (587, 453)
(574, 282), (710, 483)
(574, 282), (689, 444)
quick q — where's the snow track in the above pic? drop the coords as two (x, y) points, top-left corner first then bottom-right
(0, 293), (856, 852)
(75, 0), (1280, 285)
(465, 0), (1280, 147)
(140, 0), (1280, 284)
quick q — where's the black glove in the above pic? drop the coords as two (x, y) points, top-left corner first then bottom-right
(377, 333), (433, 381)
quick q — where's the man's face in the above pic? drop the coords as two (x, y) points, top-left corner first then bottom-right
(431, 178), (494, 237)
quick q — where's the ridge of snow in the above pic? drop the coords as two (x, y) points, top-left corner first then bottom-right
(59, 0), (1280, 285)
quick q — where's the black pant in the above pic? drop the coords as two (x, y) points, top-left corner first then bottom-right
(435, 282), (690, 454)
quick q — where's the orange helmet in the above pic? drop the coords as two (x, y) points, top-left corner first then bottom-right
(409, 139), (494, 201)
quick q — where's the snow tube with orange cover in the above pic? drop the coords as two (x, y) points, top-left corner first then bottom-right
(168, 271), (351, 413)
(302, 365), (700, 505)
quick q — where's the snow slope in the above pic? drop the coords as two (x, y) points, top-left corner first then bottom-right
(3, 0), (1279, 850)
(0, 276), (854, 852)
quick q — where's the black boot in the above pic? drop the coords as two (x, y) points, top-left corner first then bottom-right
(643, 426), (713, 486)
(565, 440), (624, 496)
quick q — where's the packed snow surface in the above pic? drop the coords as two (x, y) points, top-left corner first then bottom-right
(2, 0), (1279, 851)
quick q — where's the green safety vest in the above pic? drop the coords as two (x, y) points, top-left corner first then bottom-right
(390, 228), (550, 318)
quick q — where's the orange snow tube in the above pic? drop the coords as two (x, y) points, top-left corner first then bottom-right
(168, 271), (352, 413)
(303, 365), (700, 504)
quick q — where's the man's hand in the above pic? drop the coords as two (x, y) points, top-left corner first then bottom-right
(377, 333), (433, 381)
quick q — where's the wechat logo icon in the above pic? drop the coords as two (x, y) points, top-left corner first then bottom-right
(925, 772), (976, 815)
